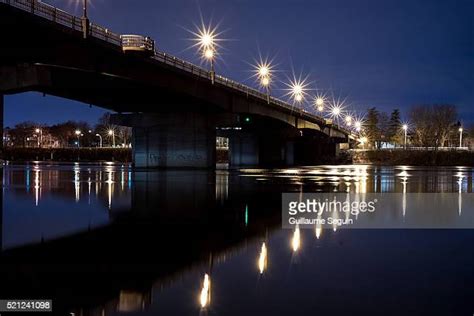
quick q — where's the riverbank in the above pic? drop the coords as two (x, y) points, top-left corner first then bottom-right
(350, 149), (474, 166)
(1, 147), (132, 163)
(4, 147), (471, 166)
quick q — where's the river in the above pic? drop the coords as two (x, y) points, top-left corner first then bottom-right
(0, 163), (473, 315)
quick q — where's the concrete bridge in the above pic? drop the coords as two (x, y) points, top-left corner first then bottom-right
(0, 0), (350, 168)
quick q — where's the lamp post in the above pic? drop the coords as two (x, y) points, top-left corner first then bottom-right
(199, 31), (217, 84)
(108, 129), (115, 147)
(257, 64), (271, 104)
(315, 97), (324, 112)
(81, 0), (89, 39)
(95, 134), (103, 148)
(75, 130), (82, 148)
(345, 115), (352, 127)
(355, 121), (362, 133)
(35, 128), (42, 148)
(403, 124), (408, 149)
(292, 84), (303, 104)
(204, 47), (215, 84)
(331, 106), (342, 125)
(261, 76), (271, 104)
(459, 127), (463, 149)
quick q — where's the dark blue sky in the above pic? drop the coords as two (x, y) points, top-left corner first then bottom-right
(5, 0), (473, 127)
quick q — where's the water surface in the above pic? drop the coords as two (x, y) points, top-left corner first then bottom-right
(0, 163), (473, 315)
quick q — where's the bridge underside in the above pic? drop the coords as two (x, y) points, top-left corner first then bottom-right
(0, 3), (348, 168)
(113, 113), (343, 168)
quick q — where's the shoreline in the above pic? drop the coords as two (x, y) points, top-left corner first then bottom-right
(349, 149), (474, 167)
(1, 147), (132, 163)
(2, 148), (473, 167)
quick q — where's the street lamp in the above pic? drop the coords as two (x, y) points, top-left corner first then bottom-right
(203, 47), (216, 84)
(331, 106), (342, 122)
(402, 124), (408, 149)
(345, 115), (352, 127)
(256, 63), (272, 104)
(354, 121), (362, 133)
(197, 28), (217, 84)
(35, 128), (42, 148)
(95, 134), (103, 148)
(75, 130), (82, 148)
(459, 127), (463, 148)
(315, 97), (324, 112)
(108, 129), (116, 147)
(284, 74), (311, 108)
(292, 84), (304, 104)
(261, 76), (271, 104)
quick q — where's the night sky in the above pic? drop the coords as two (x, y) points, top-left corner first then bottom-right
(4, 0), (473, 127)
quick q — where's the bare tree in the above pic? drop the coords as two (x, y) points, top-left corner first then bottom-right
(409, 104), (457, 148)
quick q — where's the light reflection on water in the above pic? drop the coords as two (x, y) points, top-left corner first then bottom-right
(1, 163), (474, 315)
(2, 162), (131, 249)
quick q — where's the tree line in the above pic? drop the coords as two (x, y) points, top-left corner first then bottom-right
(4, 113), (132, 148)
(363, 104), (471, 149)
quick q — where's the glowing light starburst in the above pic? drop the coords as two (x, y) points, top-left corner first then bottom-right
(313, 92), (327, 112)
(249, 53), (278, 89)
(327, 95), (348, 124)
(252, 59), (275, 88)
(204, 47), (214, 60)
(190, 23), (222, 52)
(283, 72), (312, 104)
(351, 112), (366, 133)
(344, 112), (354, 127)
(249, 54), (278, 103)
(184, 15), (227, 67)
(353, 117), (365, 133)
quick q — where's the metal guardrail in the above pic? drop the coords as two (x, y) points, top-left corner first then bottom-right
(121, 34), (154, 52)
(0, 0), (350, 134)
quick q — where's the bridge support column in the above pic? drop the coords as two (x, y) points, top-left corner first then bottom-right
(227, 131), (296, 168)
(293, 133), (339, 165)
(228, 132), (259, 167)
(128, 113), (215, 169)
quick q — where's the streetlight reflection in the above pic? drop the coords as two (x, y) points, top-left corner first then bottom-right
(200, 273), (211, 309)
(258, 242), (268, 274)
(291, 226), (301, 252)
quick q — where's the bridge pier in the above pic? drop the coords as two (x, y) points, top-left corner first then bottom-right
(115, 113), (216, 168)
(293, 130), (340, 165)
(228, 132), (259, 167)
(225, 128), (342, 168)
(225, 130), (296, 168)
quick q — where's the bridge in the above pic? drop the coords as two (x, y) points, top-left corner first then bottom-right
(0, 0), (351, 168)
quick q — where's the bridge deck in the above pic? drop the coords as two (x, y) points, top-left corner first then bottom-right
(0, 0), (350, 136)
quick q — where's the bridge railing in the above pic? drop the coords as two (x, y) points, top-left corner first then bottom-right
(91, 24), (121, 46)
(1, 0), (351, 133)
(0, 0), (121, 44)
(121, 35), (154, 52)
